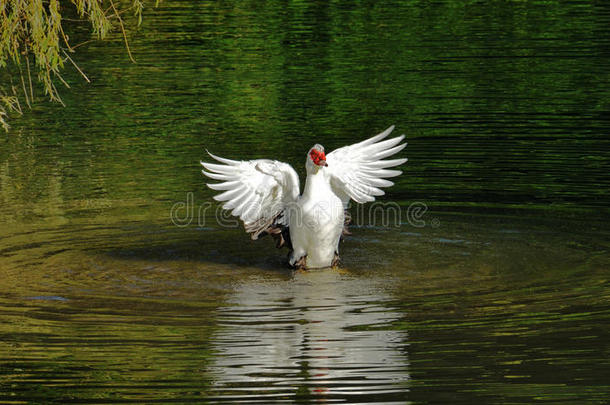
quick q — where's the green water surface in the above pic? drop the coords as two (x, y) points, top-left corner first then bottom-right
(1, 1), (609, 403)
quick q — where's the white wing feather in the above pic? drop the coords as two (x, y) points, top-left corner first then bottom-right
(201, 152), (300, 238)
(326, 125), (407, 206)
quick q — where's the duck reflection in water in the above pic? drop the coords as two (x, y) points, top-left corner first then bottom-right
(207, 269), (410, 402)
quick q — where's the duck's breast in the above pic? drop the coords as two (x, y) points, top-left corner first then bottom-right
(291, 185), (344, 267)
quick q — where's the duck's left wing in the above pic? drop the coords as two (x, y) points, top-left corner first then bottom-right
(326, 125), (407, 206)
(201, 152), (300, 239)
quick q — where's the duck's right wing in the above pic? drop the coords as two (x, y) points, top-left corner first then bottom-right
(326, 125), (407, 206)
(201, 152), (300, 239)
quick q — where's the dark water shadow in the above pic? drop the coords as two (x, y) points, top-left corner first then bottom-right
(98, 223), (297, 274)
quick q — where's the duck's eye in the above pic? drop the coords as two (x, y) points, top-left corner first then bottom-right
(309, 150), (320, 163)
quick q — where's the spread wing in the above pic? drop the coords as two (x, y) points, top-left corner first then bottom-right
(326, 125), (407, 206)
(201, 152), (300, 239)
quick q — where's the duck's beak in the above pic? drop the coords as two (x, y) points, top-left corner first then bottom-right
(319, 160), (328, 167)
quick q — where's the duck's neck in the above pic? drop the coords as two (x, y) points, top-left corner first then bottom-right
(303, 167), (330, 199)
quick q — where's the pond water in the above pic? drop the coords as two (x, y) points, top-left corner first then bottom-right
(1, 0), (609, 403)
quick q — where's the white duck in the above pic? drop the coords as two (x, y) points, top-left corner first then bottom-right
(201, 125), (407, 269)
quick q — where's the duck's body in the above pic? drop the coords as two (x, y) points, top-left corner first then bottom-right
(290, 167), (344, 268)
(201, 125), (407, 269)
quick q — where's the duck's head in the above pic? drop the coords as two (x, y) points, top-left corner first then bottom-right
(307, 144), (328, 172)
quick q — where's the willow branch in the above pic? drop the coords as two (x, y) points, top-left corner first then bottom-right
(108, 0), (136, 63)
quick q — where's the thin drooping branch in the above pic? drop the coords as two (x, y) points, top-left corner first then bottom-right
(62, 49), (90, 83)
(108, 0), (137, 64)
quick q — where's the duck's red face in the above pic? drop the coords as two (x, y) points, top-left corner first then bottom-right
(309, 149), (328, 167)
